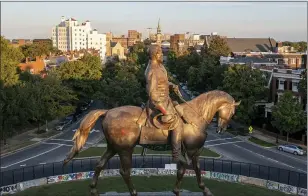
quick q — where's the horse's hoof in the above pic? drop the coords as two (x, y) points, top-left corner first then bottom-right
(90, 187), (99, 196)
(172, 189), (180, 196)
(203, 187), (214, 196)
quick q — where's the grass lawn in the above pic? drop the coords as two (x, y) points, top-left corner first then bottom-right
(11, 176), (287, 196)
(76, 147), (220, 158)
(249, 137), (276, 147)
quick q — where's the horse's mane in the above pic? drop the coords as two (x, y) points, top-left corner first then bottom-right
(192, 90), (235, 120)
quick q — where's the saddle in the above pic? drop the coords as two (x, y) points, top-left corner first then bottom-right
(137, 101), (187, 145)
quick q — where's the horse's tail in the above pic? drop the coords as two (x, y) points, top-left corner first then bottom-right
(63, 109), (108, 166)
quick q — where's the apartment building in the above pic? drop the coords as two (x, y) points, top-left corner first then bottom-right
(51, 16), (106, 61)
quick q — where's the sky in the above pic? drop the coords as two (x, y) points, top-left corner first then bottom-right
(1, 1), (307, 42)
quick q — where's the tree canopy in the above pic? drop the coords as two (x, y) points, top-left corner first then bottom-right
(204, 36), (231, 58)
(0, 36), (24, 87)
(221, 64), (267, 124)
(282, 41), (307, 52)
(271, 91), (306, 141)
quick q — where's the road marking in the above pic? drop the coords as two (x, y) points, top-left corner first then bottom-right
(76, 117), (83, 124)
(205, 137), (236, 143)
(233, 144), (306, 173)
(205, 141), (243, 147)
(20, 164), (26, 167)
(1, 145), (63, 169)
(50, 139), (73, 142)
(39, 162), (46, 165)
(269, 148), (307, 164)
(42, 142), (73, 147)
(72, 128), (100, 134)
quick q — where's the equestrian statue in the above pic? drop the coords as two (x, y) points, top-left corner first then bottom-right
(63, 44), (241, 196)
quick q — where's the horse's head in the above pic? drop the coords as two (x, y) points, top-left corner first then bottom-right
(216, 100), (241, 134)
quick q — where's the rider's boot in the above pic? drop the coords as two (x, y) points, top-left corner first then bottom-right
(171, 130), (191, 165)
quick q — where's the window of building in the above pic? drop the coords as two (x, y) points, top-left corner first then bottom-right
(292, 82), (299, 92)
(290, 58), (296, 64)
(117, 49), (120, 55)
(79, 29), (81, 31)
(302, 58), (305, 65)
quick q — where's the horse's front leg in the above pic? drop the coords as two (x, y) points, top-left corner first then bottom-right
(192, 156), (214, 196)
(172, 162), (186, 196)
(119, 149), (137, 196)
(90, 146), (116, 196)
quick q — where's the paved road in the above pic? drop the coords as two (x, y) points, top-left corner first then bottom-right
(205, 124), (307, 174)
(0, 101), (105, 171)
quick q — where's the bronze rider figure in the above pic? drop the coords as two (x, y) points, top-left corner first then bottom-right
(145, 44), (190, 165)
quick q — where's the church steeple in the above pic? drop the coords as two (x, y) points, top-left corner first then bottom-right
(157, 18), (161, 34)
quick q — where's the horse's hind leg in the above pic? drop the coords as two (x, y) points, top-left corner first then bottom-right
(172, 162), (186, 196)
(90, 146), (116, 196)
(192, 156), (213, 196)
(119, 149), (137, 196)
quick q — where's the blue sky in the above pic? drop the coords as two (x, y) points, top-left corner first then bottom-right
(1, 1), (307, 41)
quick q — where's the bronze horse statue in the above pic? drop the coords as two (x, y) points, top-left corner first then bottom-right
(63, 90), (240, 196)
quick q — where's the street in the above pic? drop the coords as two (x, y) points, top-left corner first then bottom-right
(0, 101), (105, 171)
(205, 124), (307, 174)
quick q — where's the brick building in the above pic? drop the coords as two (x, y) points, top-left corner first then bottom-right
(170, 34), (185, 54)
(33, 39), (52, 46)
(10, 39), (32, 47)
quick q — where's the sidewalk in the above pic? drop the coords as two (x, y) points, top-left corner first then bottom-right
(230, 120), (307, 149)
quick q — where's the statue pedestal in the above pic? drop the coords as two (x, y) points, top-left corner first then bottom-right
(100, 191), (202, 195)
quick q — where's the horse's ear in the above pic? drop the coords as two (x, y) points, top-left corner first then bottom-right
(233, 100), (241, 106)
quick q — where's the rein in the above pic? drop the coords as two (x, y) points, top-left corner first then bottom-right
(179, 96), (211, 126)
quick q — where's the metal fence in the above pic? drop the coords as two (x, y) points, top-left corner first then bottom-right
(1, 155), (306, 189)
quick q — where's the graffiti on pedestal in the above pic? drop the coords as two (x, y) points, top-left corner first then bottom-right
(266, 180), (279, 190)
(298, 188), (307, 196)
(210, 172), (239, 183)
(101, 169), (120, 177)
(131, 168), (158, 176)
(278, 183), (297, 195)
(0, 184), (18, 195)
(157, 169), (177, 176)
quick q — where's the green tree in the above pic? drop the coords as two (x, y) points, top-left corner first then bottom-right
(282, 41), (307, 52)
(0, 36), (24, 86)
(298, 69), (307, 99)
(20, 42), (57, 58)
(205, 36), (231, 58)
(271, 91), (306, 142)
(222, 64), (267, 124)
(52, 55), (102, 101)
(29, 75), (77, 131)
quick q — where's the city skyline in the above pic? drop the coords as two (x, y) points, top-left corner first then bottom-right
(1, 1), (307, 42)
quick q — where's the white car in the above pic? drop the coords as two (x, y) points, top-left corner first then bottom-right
(278, 144), (306, 156)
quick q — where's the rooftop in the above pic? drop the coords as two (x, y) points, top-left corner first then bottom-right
(225, 38), (277, 53)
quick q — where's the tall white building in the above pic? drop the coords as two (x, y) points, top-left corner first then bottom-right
(51, 16), (106, 61)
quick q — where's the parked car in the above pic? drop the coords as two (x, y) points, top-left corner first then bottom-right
(182, 86), (187, 90)
(278, 144), (306, 156)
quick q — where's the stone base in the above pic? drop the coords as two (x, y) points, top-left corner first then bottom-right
(100, 190), (202, 195)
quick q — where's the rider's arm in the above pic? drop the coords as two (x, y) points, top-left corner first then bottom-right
(168, 82), (185, 100)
